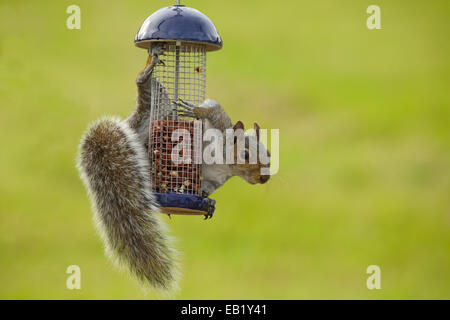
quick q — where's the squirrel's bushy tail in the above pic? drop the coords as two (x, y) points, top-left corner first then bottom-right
(77, 117), (179, 292)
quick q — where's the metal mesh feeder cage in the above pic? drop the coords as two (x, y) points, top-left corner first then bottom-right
(135, 3), (222, 217)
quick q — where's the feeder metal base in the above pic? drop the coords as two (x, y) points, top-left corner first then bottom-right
(154, 192), (216, 216)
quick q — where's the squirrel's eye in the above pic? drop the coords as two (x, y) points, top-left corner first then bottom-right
(240, 149), (250, 161)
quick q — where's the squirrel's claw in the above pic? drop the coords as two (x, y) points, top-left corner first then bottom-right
(203, 207), (214, 220)
(179, 98), (196, 109)
(174, 100), (195, 111)
(173, 100), (199, 118)
(203, 213), (213, 220)
(152, 56), (165, 66)
(149, 44), (166, 66)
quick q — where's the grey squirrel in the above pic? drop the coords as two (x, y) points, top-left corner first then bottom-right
(76, 43), (271, 292)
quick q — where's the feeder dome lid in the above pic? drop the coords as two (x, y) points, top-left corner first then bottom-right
(134, 5), (222, 51)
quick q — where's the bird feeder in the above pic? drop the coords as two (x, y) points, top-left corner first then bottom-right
(134, 2), (222, 217)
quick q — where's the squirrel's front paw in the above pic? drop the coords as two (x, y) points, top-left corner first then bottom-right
(174, 99), (205, 118)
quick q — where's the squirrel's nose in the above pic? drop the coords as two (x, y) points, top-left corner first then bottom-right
(259, 175), (270, 184)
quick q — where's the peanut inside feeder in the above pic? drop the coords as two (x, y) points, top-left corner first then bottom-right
(150, 119), (202, 195)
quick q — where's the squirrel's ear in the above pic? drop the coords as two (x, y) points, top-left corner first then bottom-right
(233, 121), (245, 131)
(233, 121), (245, 144)
(253, 122), (261, 141)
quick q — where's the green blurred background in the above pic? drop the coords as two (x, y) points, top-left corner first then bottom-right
(1, 0), (449, 299)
